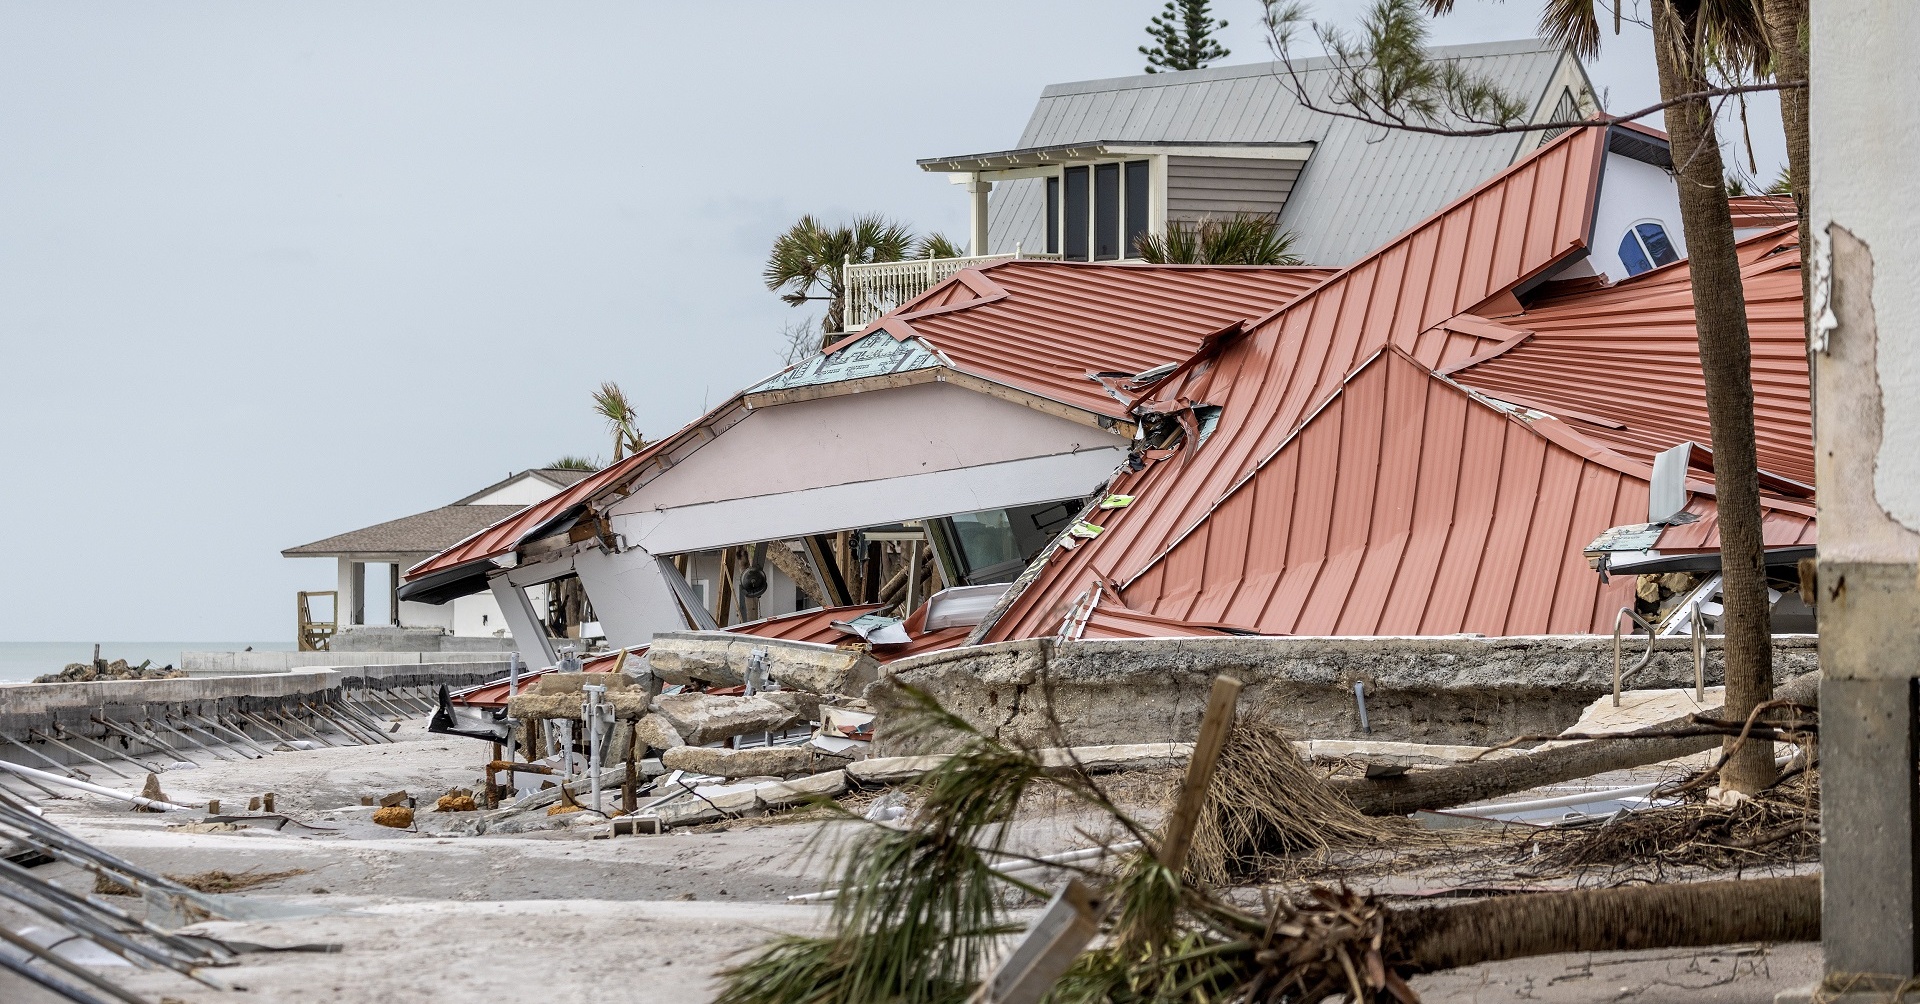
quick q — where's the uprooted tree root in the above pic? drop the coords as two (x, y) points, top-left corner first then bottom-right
(1186, 718), (1424, 885)
(1519, 769), (1820, 876)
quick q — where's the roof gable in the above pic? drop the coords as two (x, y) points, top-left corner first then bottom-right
(982, 126), (1614, 642)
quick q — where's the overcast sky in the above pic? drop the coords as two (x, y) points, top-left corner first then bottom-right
(0, 1), (1786, 643)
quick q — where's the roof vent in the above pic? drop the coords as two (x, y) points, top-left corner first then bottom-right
(1648, 441), (1695, 523)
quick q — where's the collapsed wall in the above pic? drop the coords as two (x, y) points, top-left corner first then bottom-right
(867, 634), (1819, 754)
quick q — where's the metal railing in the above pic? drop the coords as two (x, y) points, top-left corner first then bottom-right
(841, 247), (1060, 332)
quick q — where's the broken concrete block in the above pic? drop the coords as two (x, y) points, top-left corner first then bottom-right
(847, 755), (953, 785)
(372, 806), (414, 829)
(530, 672), (639, 695)
(1034, 743), (1194, 772)
(763, 689), (822, 724)
(632, 713), (685, 751)
(648, 633), (880, 695)
(756, 769), (847, 808)
(654, 694), (799, 745)
(379, 790), (411, 808)
(137, 774), (170, 812)
(660, 744), (834, 779)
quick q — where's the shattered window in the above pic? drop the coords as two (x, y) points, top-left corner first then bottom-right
(943, 500), (1082, 584)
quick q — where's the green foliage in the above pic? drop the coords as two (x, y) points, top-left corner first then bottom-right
(1141, 0), (1229, 73)
(1134, 213), (1303, 265)
(546, 455), (601, 471)
(1766, 165), (1793, 195)
(591, 381), (647, 463)
(914, 233), (968, 260)
(765, 214), (916, 341)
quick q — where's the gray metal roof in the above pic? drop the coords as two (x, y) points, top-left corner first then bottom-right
(986, 39), (1582, 266)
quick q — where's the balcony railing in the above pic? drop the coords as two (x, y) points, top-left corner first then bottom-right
(842, 249), (1060, 332)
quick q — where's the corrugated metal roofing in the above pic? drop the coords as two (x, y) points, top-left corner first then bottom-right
(1728, 194), (1798, 230)
(984, 127), (1815, 643)
(986, 39), (1575, 266)
(984, 126), (1645, 642)
(879, 262), (1334, 420)
(1450, 226), (1812, 484)
(404, 447), (662, 581)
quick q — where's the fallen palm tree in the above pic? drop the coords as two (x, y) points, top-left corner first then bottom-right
(1330, 671), (1820, 818)
(716, 680), (1819, 1004)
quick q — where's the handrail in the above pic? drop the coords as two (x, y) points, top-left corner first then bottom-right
(1612, 606), (1659, 707)
(1690, 605), (1708, 702)
(840, 248), (1061, 332)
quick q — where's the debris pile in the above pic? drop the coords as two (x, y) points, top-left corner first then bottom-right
(34, 656), (186, 683)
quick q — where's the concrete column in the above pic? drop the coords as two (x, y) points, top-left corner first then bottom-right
(388, 563), (401, 626)
(336, 558), (366, 627)
(489, 575), (558, 668)
(1813, 2), (1920, 987)
(967, 176), (993, 256)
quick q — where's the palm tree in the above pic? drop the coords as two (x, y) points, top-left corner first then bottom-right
(1524, 0), (1778, 796)
(591, 381), (647, 463)
(764, 215), (915, 347)
(547, 455), (602, 471)
(1135, 212), (1304, 265)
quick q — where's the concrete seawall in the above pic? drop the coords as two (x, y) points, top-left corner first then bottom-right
(0, 659), (508, 771)
(182, 650), (522, 676)
(869, 634), (1820, 754)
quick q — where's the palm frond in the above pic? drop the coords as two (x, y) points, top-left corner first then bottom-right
(1135, 213), (1303, 265)
(546, 455), (601, 471)
(1537, 0), (1603, 60)
(914, 233), (968, 260)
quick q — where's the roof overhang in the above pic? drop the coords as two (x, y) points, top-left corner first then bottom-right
(395, 560), (494, 605)
(919, 141), (1315, 180)
(1607, 544), (1816, 577)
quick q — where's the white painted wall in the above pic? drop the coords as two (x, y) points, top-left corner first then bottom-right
(464, 472), (567, 506)
(450, 591), (509, 638)
(1587, 150), (1687, 283)
(627, 381), (1123, 511)
(1814, 1), (1920, 536)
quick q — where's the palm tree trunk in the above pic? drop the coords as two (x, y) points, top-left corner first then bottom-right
(1651, 0), (1776, 795)
(1758, 0), (1812, 421)
(1394, 875), (1817, 974)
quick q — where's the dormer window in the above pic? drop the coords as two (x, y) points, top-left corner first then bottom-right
(1050, 159), (1151, 260)
(1618, 220), (1679, 276)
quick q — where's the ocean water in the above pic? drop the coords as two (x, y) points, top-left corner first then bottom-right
(0, 642), (295, 683)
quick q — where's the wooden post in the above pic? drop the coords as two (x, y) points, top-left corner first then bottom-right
(486, 741), (502, 808)
(1158, 675), (1242, 869)
(970, 879), (1103, 1004)
(862, 540), (883, 603)
(622, 721), (638, 815)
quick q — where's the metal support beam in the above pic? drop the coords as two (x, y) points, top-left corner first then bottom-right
(490, 574), (559, 668)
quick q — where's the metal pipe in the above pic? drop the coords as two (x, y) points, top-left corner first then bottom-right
(235, 710), (296, 745)
(1690, 606), (1708, 702)
(180, 717), (259, 759)
(191, 712), (273, 756)
(583, 685), (607, 813)
(331, 698), (396, 743)
(304, 701), (381, 745)
(0, 760), (188, 811)
(1611, 606), (1658, 707)
(150, 716), (232, 761)
(32, 728), (134, 779)
(274, 709), (341, 748)
(0, 947), (117, 1004)
(2, 732), (91, 780)
(94, 717), (199, 767)
(0, 923), (150, 1004)
(67, 726), (167, 774)
(1352, 681), (1371, 735)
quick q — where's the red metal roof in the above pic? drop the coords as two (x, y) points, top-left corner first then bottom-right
(405, 447), (661, 582)
(1448, 225), (1812, 484)
(1728, 194), (1798, 230)
(984, 125), (1809, 642)
(863, 262), (1335, 421)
